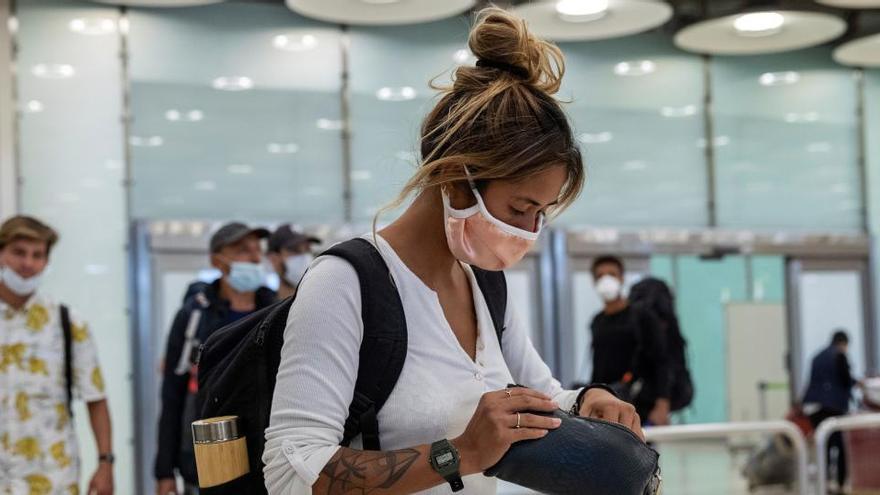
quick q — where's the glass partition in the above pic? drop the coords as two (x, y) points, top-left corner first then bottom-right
(712, 49), (861, 231)
(128, 2), (344, 222)
(559, 33), (708, 228)
(15, 0), (133, 492)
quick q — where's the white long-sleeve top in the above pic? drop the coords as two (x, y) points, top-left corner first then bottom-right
(263, 235), (580, 494)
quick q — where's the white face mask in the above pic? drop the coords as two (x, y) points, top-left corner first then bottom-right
(283, 253), (312, 287)
(0, 265), (43, 297)
(595, 275), (622, 303)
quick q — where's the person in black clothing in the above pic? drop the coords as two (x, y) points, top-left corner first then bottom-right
(803, 330), (862, 492)
(155, 222), (277, 495)
(589, 255), (671, 426)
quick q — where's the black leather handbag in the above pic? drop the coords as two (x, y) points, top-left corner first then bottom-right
(484, 409), (662, 495)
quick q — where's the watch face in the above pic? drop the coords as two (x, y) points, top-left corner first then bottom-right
(435, 451), (455, 468)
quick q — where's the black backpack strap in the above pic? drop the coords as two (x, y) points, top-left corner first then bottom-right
(324, 238), (407, 451)
(471, 267), (507, 349)
(59, 304), (74, 417)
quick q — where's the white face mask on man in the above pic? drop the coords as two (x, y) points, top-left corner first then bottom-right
(283, 253), (313, 286)
(0, 265), (43, 296)
(595, 275), (623, 303)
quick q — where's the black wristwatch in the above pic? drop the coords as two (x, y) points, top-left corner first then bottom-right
(428, 439), (463, 492)
(98, 453), (115, 465)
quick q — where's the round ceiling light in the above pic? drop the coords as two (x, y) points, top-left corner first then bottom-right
(675, 10), (846, 55)
(512, 0), (672, 42)
(833, 33), (880, 67)
(32, 63), (75, 79)
(286, 0), (475, 26)
(555, 0), (609, 22)
(211, 76), (253, 91)
(815, 0), (880, 8)
(733, 12), (785, 37)
(376, 86), (417, 101)
(90, 0), (223, 6)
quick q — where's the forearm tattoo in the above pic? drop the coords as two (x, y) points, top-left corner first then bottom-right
(321, 448), (421, 494)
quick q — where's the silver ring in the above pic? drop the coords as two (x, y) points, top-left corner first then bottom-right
(515, 413), (521, 429)
(505, 389), (512, 399)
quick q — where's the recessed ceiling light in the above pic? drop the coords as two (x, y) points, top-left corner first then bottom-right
(32, 63), (75, 79)
(806, 142), (832, 153)
(395, 150), (419, 162)
(273, 33), (318, 51)
(194, 180), (217, 191)
(69, 18), (116, 35)
(7, 16), (18, 34)
(578, 131), (613, 144)
(696, 136), (730, 148)
(759, 71), (799, 86)
(268, 142), (300, 154)
(555, 0), (608, 23)
(129, 135), (164, 147)
(165, 109), (204, 122)
(212, 76), (253, 91)
(376, 86), (417, 101)
(614, 60), (656, 76)
(622, 160), (647, 171)
(784, 112), (819, 123)
(453, 48), (475, 64)
(316, 118), (343, 131)
(23, 100), (44, 113)
(660, 105), (698, 118)
(734, 12), (785, 37)
(227, 164), (254, 175)
(351, 170), (372, 181)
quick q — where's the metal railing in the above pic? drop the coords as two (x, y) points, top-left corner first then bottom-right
(645, 421), (810, 494)
(814, 413), (880, 495)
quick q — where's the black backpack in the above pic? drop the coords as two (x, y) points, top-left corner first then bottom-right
(196, 238), (507, 493)
(629, 277), (694, 412)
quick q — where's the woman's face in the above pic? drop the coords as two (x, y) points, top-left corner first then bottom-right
(448, 165), (568, 232)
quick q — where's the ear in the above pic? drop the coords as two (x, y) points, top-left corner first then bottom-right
(445, 180), (475, 210)
(210, 253), (226, 273)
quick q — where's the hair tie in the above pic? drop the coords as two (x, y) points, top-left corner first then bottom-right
(476, 58), (529, 79)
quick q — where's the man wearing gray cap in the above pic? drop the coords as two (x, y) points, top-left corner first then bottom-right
(267, 224), (321, 300)
(155, 222), (277, 495)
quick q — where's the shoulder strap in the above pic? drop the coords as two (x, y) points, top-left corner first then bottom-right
(324, 238), (407, 451)
(471, 267), (507, 349)
(59, 304), (74, 417)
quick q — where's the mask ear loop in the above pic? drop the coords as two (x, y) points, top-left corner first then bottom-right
(462, 166), (544, 239)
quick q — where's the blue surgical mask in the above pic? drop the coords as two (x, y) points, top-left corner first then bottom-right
(227, 262), (265, 293)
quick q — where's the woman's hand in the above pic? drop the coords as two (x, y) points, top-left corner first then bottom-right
(578, 388), (645, 441)
(453, 387), (562, 474)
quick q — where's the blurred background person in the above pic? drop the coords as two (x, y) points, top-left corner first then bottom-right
(589, 255), (671, 426)
(266, 224), (321, 300)
(154, 222), (276, 495)
(803, 330), (862, 492)
(0, 216), (114, 495)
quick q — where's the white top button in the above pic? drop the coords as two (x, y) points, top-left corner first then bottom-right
(284, 445), (295, 454)
(474, 372), (483, 381)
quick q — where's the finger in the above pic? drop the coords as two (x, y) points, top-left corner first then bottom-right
(499, 387), (551, 401)
(619, 408), (635, 431)
(503, 395), (559, 413)
(511, 427), (550, 443)
(510, 413), (562, 430)
(631, 414), (646, 441)
(603, 406), (623, 426)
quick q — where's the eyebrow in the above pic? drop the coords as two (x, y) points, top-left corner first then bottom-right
(514, 196), (559, 208)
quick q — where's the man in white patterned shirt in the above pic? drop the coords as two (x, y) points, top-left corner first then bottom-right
(0, 216), (114, 495)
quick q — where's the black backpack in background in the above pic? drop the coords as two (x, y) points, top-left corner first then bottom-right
(196, 238), (508, 494)
(629, 277), (694, 412)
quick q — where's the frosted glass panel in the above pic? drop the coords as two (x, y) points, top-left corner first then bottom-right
(560, 33), (708, 227)
(128, 3), (344, 221)
(713, 49), (861, 231)
(348, 18), (470, 222)
(15, 0), (133, 492)
(797, 271), (866, 400)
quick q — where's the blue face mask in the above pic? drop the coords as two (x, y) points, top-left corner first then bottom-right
(226, 261), (265, 293)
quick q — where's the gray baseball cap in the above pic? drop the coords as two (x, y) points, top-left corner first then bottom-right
(268, 224), (321, 253)
(210, 222), (270, 253)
